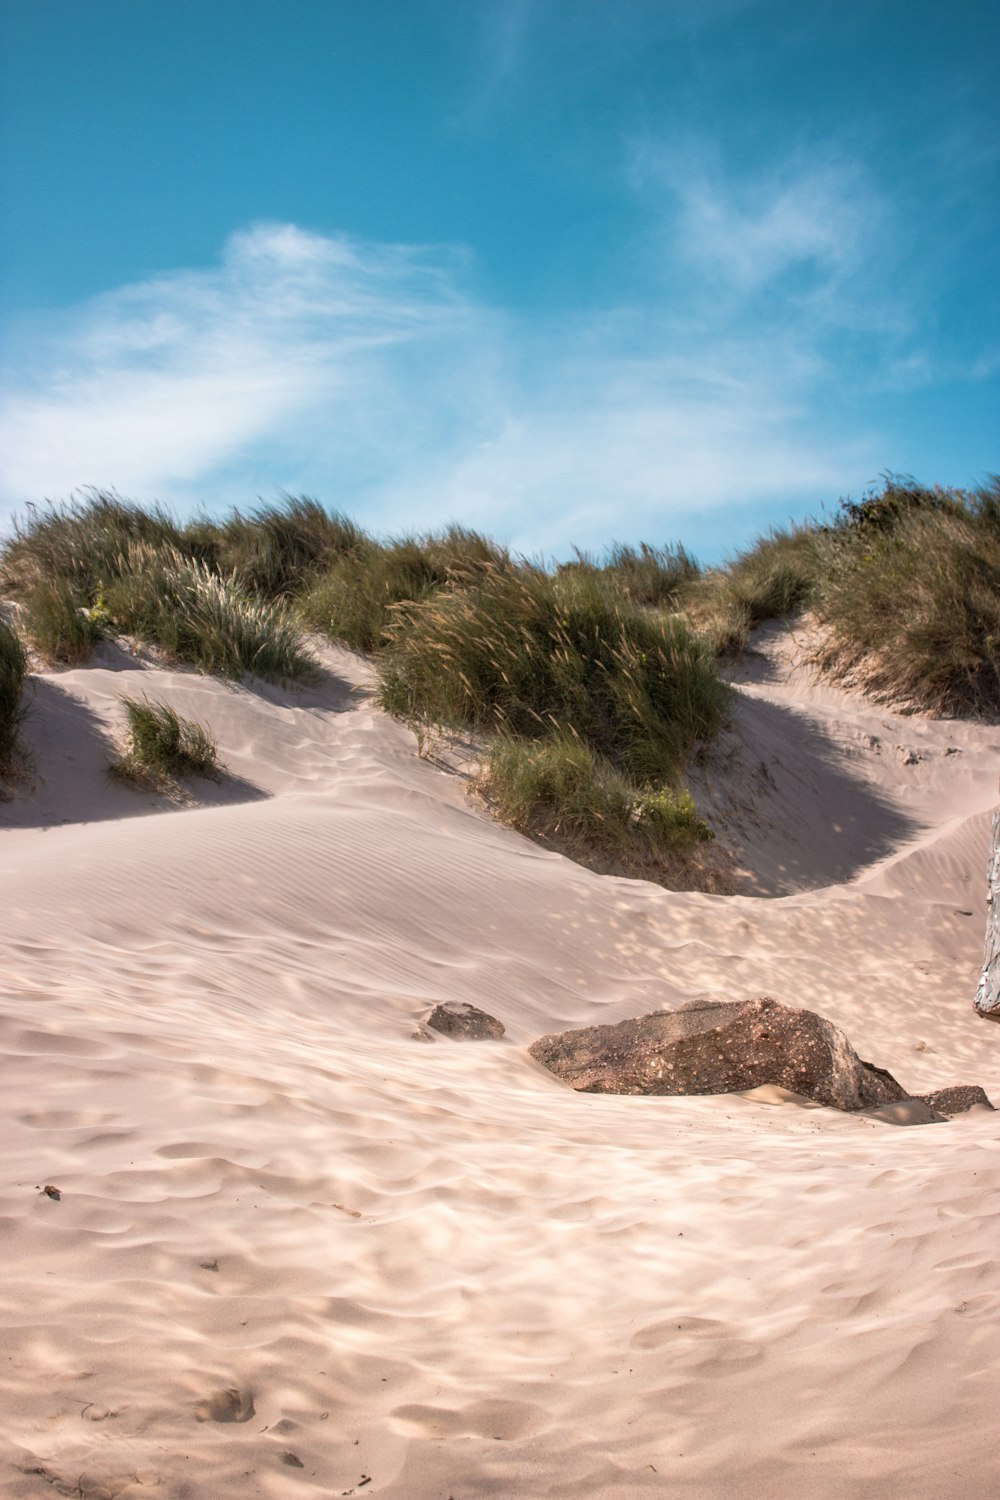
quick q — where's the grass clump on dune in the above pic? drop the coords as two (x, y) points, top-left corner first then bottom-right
(811, 479), (1000, 717)
(1, 493), (319, 686)
(0, 492), (187, 598)
(378, 564), (727, 779)
(105, 544), (318, 683)
(19, 578), (103, 665)
(0, 619), (29, 783)
(477, 730), (713, 872)
(110, 694), (221, 792)
(186, 497), (367, 599)
(560, 541), (700, 609)
(299, 525), (509, 652)
(680, 474), (1000, 719)
(376, 565), (726, 871)
(682, 526), (823, 655)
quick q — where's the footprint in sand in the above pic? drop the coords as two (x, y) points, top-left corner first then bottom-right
(630, 1315), (731, 1349)
(195, 1386), (256, 1423)
(390, 1398), (543, 1440)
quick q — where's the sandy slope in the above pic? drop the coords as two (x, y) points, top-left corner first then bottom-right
(2, 622), (999, 1500)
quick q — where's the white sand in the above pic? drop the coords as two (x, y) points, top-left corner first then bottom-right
(2, 620), (999, 1499)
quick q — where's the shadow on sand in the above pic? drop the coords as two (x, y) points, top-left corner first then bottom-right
(1, 678), (269, 832)
(689, 692), (921, 896)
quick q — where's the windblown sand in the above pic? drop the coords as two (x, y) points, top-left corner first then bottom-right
(2, 620), (999, 1499)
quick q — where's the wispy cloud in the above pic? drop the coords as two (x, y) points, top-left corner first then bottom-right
(0, 224), (496, 508)
(630, 140), (897, 324)
(0, 199), (891, 557)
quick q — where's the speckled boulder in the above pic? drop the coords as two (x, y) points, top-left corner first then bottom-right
(529, 996), (908, 1112)
(915, 1085), (994, 1116)
(427, 1002), (505, 1041)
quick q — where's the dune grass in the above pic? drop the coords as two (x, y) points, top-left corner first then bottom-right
(559, 541), (701, 608)
(110, 694), (221, 791)
(1, 494), (318, 685)
(810, 484), (1000, 716)
(477, 730), (713, 868)
(298, 525), (509, 652)
(0, 618), (28, 781)
(185, 497), (367, 598)
(680, 526), (823, 655)
(19, 577), (103, 665)
(4, 474), (996, 868)
(0, 492), (187, 598)
(375, 564), (726, 875)
(104, 544), (318, 683)
(673, 475), (1000, 718)
(378, 564), (728, 779)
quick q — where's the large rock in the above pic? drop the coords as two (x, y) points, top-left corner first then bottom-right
(529, 997), (908, 1112)
(426, 1002), (505, 1040)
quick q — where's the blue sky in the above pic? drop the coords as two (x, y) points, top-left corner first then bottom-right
(0, 0), (996, 561)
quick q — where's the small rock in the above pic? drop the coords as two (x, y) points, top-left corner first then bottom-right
(427, 1002), (505, 1041)
(42, 1185), (61, 1201)
(916, 1085), (994, 1116)
(195, 1387), (256, 1424)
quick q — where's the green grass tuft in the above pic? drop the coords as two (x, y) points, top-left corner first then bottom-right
(105, 544), (318, 683)
(190, 496), (367, 598)
(560, 541), (700, 608)
(476, 730), (713, 870)
(299, 526), (509, 652)
(377, 563), (728, 780)
(682, 526), (822, 655)
(811, 487), (1000, 716)
(0, 491), (187, 598)
(0, 618), (29, 780)
(20, 578), (102, 664)
(111, 694), (221, 791)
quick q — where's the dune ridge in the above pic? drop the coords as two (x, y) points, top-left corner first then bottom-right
(2, 622), (999, 1499)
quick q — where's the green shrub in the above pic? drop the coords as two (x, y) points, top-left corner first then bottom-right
(106, 543), (317, 683)
(0, 619), (28, 778)
(378, 563), (728, 780)
(111, 694), (220, 790)
(834, 473), (964, 534)
(20, 578), (102, 664)
(477, 730), (712, 867)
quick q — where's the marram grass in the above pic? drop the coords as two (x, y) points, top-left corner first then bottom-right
(20, 577), (102, 665)
(105, 544), (318, 684)
(0, 618), (28, 780)
(110, 694), (221, 792)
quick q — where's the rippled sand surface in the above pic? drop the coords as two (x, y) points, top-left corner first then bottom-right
(2, 627), (999, 1499)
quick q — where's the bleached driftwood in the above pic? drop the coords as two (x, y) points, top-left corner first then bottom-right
(974, 810), (1000, 1021)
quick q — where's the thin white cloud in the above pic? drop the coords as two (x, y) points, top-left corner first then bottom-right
(0, 211), (886, 555)
(0, 223), (494, 511)
(630, 140), (898, 332)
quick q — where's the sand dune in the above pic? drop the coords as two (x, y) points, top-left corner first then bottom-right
(2, 621), (999, 1499)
